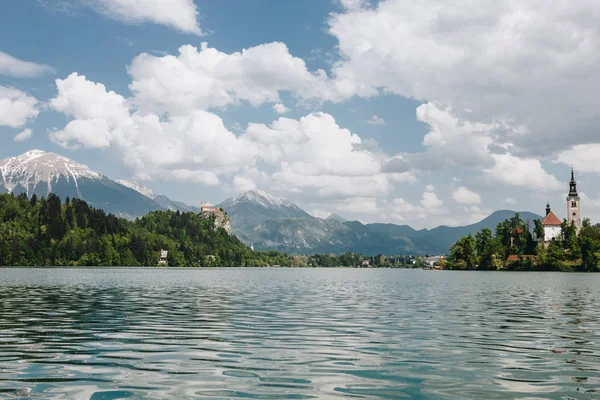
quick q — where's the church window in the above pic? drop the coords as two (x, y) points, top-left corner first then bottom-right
(573, 212), (577, 216)
(571, 201), (577, 207)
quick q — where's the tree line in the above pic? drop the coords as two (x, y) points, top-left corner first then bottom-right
(0, 193), (293, 267)
(446, 213), (600, 271)
(0, 193), (413, 268)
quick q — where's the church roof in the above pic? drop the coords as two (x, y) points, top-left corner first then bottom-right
(542, 211), (561, 226)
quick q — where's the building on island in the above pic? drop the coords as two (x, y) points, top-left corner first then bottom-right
(510, 226), (523, 248)
(158, 250), (168, 266)
(567, 168), (581, 231)
(542, 203), (562, 242)
(540, 168), (583, 244)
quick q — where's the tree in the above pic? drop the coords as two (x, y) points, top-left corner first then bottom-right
(448, 234), (478, 270)
(533, 219), (544, 242)
(579, 218), (600, 272)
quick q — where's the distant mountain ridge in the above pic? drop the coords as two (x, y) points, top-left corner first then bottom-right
(217, 189), (543, 255)
(216, 190), (311, 240)
(1, 150), (543, 255)
(0, 150), (200, 218)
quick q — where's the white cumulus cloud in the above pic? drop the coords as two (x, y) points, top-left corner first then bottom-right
(273, 103), (290, 114)
(328, 0), (600, 154)
(452, 186), (482, 205)
(484, 153), (562, 191)
(555, 144), (600, 174)
(127, 42), (338, 115)
(0, 86), (40, 128)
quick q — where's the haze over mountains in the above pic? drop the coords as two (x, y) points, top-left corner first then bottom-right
(0, 150), (542, 255)
(215, 190), (541, 255)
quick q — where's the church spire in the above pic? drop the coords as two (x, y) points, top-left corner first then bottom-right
(569, 166), (578, 196)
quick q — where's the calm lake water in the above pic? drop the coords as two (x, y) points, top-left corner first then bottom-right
(0, 268), (599, 399)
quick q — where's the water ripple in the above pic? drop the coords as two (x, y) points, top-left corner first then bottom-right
(1, 268), (599, 399)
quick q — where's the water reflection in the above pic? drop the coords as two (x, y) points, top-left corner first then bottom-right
(0, 268), (599, 399)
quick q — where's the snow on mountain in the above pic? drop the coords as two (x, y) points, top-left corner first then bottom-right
(229, 190), (297, 209)
(116, 180), (156, 200)
(217, 190), (311, 235)
(0, 149), (101, 195)
(0, 150), (161, 217)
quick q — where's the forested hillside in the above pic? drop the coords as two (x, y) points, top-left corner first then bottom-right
(0, 193), (290, 267)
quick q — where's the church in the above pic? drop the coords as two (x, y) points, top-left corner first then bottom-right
(542, 169), (581, 242)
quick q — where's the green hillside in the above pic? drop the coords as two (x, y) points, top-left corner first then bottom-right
(0, 193), (288, 267)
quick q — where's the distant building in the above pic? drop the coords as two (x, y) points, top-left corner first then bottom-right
(507, 254), (536, 262)
(567, 168), (582, 231)
(542, 203), (562, 242)
(201, 204), (221, 213)
(158, 250), (168, 266)
(510, 226), (523, 248)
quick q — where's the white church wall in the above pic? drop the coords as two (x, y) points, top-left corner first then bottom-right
(544, 226), (561, 241)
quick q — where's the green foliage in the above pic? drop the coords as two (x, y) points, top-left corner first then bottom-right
(0, 193), (293, 267)
(448, 215), (600, 271)
(447, 234), (478, 270)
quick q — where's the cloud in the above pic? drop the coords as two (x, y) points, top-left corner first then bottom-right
(387, 186), (447, 224)
(86, 0), (202, 34)
(381, 156), (410, 173)
(273, 103), (290, 114)
(49, 73), (257, 183)
(0, 51), (54, 78)
(13, 128), (33, 142)
(452, 186), (482, 205)
(332, 197), (378, 214)
(366, 115), (385, 125)
(327, 0), (600, 155)
(49, 73), (400, 198)
(504, 197), (517, 205)
(245, 112), (394, 198)
(409, 102), (499, 170)
(421, 185), (444, 210)
(127, 42), (338, 115)
(555, 144), (600, 173)
(233, 175), (257, 192)
(0, 86), (40, 128)
(483, 153), (562, 191)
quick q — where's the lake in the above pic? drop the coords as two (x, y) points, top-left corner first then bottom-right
(0, 268), (599, 399)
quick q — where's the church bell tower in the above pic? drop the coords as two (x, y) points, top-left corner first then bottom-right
(567, 167), (581, 230)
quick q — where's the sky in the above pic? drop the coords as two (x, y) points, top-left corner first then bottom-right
(1, 0), (599, 229)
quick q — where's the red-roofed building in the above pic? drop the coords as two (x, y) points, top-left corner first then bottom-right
(542, 203), (562, 242)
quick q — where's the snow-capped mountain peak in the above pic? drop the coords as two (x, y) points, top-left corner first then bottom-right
(232, 189), (293, 208)
(116, 180), (156, 199)
(0, 149), (102, 195)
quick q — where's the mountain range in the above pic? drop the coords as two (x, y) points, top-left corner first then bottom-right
(0, 150), (197, 218)
(214, 189), (541, 255)
(0, 150), (543, 255)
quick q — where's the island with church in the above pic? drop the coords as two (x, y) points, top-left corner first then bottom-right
(445, 169), (600, 272)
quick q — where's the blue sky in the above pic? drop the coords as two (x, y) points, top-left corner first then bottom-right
(1, 0), (599, 228)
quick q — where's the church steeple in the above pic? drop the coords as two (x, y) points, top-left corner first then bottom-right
(569, 167), (578, 196)
(567, 167), (581, 231)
